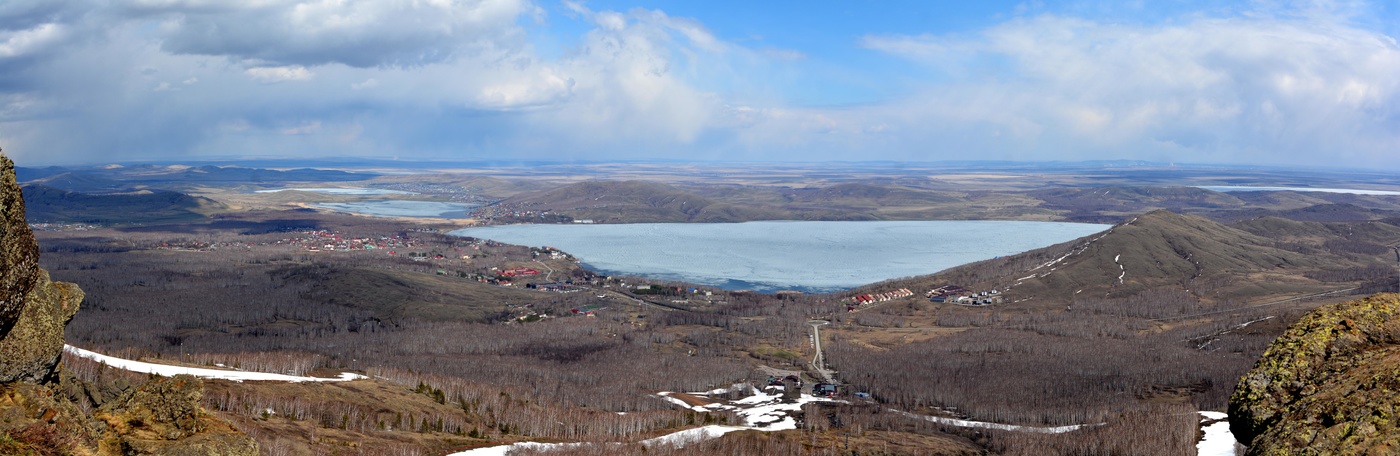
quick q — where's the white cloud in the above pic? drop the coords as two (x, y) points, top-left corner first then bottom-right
(852, 12), (1400, 166)
(142, 0), (535, 67)
(0, 23), (66, 59)
(350, 78), (379, 90)
(245, 65), (314, 82)
(0, 0), (1396, 169)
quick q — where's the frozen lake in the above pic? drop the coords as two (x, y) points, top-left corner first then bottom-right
(451, 221), (1110, 292)
(256, 187), (414, 195)
(312, 200), (479, 219)
(1198, 186), (1400, 196)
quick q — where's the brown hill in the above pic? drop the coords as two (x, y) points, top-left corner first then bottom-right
(1031, 186), (1247, 222)
(1012, 210), (1318, 301)
(21, 184), (227, 224)
(502, 180), (775, 223)
(880, 209), (1388, 309)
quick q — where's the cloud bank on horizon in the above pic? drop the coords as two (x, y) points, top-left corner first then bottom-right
(0, 0), (1397, 169)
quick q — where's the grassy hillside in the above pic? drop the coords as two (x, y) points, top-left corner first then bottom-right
(872, 210), (1396, 310)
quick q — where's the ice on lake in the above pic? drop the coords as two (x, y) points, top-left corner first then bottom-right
(312, 200), (478, 218)
(451, 220), (1110, 292)
(256, 187), (414, 195)
(1198, 186), (1400, 196)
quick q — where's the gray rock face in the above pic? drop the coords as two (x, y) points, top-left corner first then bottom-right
(0, 152), (84, 383)
(0, 269), (83, 383)
(0, 151), (254, 455)
(0, 153), (41, 339)
(1229, 293), (1400, 455)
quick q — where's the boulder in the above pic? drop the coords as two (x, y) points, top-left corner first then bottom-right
(1230, 293), (1400, 455)
(0, 153), (41, 339)
(0, 151), (85, 384)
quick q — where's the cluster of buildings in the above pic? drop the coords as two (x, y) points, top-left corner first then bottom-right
(928, 285), (1002, 306)
(28, 223), (100, 232)
(527, 282), (587, 293)
(467, 202), (559, 223)
(370, 182), (491, 204)
(136, 229), (424, 253)
(500, 267), (541, 277)
(531, 246), (571, 260)
(847, 288), (914, 309)
(297, 231), (418, 252)
(925, 285), (967, 301)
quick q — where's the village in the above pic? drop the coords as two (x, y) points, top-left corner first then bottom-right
(927, 284), (1003, 306)
(843, 283), (1005, 312)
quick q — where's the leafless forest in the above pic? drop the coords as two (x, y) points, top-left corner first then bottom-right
(37, 206), (1400, 455)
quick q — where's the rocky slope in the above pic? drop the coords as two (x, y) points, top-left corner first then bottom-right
(0, 152), (256, 455)
(1230, 293), (1400, 455)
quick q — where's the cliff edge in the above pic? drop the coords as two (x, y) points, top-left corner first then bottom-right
(0, 151), (256, 455)
(1230, 293), (1400, 455)
(0, 154), (82, 383)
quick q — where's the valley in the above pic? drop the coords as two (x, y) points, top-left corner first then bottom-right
(13, 160), (1400, 455)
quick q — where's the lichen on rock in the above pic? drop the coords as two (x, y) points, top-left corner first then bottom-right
(1229, 293), (1400, 455)
(0, 153), (42, 340)
(96, 375), (257, 455)
(0, 151), (86, 384)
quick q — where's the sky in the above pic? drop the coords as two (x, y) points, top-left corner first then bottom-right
(0, 0), (1398, 169)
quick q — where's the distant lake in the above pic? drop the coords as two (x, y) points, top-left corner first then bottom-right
(257, 187), (414, 195)
(1198, 186), (1400, 196)
(313, 200), (479, 218)
(450, 221), (1110, 293)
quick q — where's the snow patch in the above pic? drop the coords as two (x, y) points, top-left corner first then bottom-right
(1197, 411), (1238, 456)
(640, 425), (749, 448)
(63, 345), (366, 383)
(1113, 253), (1126, 284)
(891, 409), (1095, 434)
(448, 441), (588, 456)
(655, 392), (711, 412)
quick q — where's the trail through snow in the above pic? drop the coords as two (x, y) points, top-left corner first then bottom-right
(63, 345), (365, 383)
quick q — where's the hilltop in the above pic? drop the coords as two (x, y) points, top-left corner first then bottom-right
(873, 209), (1394, 311)
(20, 185), (226, 224)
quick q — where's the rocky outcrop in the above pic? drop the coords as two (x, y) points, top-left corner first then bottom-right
(0, 154), (42, 339)
(0, 269), (83, 383)
(96, 375), (258, 455)
(0, 152), (85, 384)
(1229, 293), (1400, 455)
(0, 151), (257, 455)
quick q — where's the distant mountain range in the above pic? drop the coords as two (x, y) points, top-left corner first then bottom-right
(16, 164), (375, 193)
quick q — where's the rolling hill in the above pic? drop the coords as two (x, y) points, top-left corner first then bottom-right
(878, 210), (1397, 309)
(20, 185), (226, 224)
(501, 180), (778, 223)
